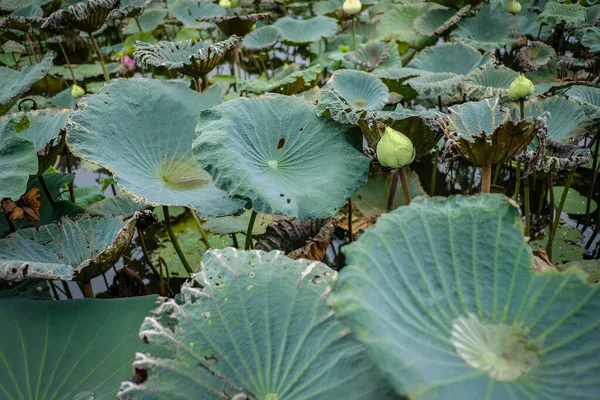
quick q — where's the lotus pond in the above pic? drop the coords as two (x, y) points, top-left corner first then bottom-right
(1, 0), (600, 399)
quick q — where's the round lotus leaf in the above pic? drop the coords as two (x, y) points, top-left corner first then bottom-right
(168, 0), (225, 29)
(198, 12), (273, 37)
(0, 124), (38, 201)
(517, 41), (556, 71)
(537, 1), (586, 26)
(134, 36), (241, 78)
(329, 194), (600, 399)
(406, 42), (493, 76)
(464, 65), (520, 99)
(0, 214), (139, 282)
(273, 16), (338, 45)
(117, 248), (397, 400)
(405, 72), (463, 103)
(553, 186), (597, 215)
(521, 96), (590, 142)
(376, 2), (443, 49)
(344, 42), (390, 71)
(193, 94), (370, 219)
(0, 296), (157, 400)
(444, 98), (543, 166)
(0, 51), (53, 116)
(566, 85), (600, 120)
(42, 0), (120, 32)
(87, 195), (148, 218)
(327, 69), (389, 111)
(242, 63), (323, 95)
(516, 0), (552, 40)
(242, 25), (282, 51)
(67, 78), (246, 218)
(412, 5), (471, 37)
(452, 3), (516, 51)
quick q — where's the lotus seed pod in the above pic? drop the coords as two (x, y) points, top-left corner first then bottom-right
(343, 0), (362, 15)
(376, 127), (415, 169)
(507, 1), (521, 14)
(71, 84), (85, 99)
(338, 44), (350, 53)
(508, 75), (535, 100)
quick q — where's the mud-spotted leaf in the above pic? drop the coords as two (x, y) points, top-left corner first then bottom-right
(326, 69), (389, 111)
(0, 124), (38, 201)
(521, 96), (590, 141)
(565, 85), (600, 119)
(517, 41), (557, 71)
(538, 1), (586, 26)
(117, 248), (396, 400)
(464, 65), (519, 100)
(406, 42), (493, 76)
(274, 16), (338, 45)
(376, 2), (443, 49)
(452, 3), (516, 51)
(412, 5), (471, 37)
(242, 63), (323, 95)
(329, 194), (600, 399)
(42, 0), (120, 32)
(193, 94), (369, 219)
(0, 51), (53, 115)
(242, 25), (282, 51)
(344, 42), (390, 71)
(67, 79), (245, 218)
(0, 296), (157, 400)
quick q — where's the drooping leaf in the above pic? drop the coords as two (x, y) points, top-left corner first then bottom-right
(344, 42), (390, 72)
(326, 69), (389, 111)
(463, 65), (520, 100)
(537, 1), (586, 27)
(87, 194), (147, 218)
(412, 4), (471, 37)
(521, 96), (591, 142)
(329, 194), (600, 399)
(67, 78), (246, 218)
(452, 3), (516, 51)
(42, 0), (120, 32)
(376, 2), (444, 49)
(198, 12), (273, 37)
(565, 85), (600, 119)
(241, 63), (323, 95)
(0, 296), (158, 399)
(117, 248), (397, 400)
(193, 94), (370, 219)
(405, 42), (493, 76)
(0, 124), (38, 201)
(242, 25), (282, 51)
(273, 16), (338, 44)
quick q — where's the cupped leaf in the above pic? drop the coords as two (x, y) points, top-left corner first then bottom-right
(242, 25), (282, 51)
(344, 42), (390, 72)
(463, 65), (519, 99)
(517, 41), (556, 71)
(193, 94), (370, 219)
(273, 16), (338, 44)
(538, 1), (586, 26)
(329, 194), (600, 399)
(0, 213), (140, 282)
(168, 0), (225, 29)
(117, 248), (397, 400)
(521, 96), (591, 142)
(412, 4), (471, 37)
(198, 12), (273, 37)
(0, 296), (157, 400)
(376, 2), (443, 49)
(0, 124), (38, 201)
(134, 36), (241, 78)
(565, 85), (600, 119)
(327, 69), (389, 111)
(452, 3), (516, 51)
(0, 51), (53, 115)
(242, 63), (323, 95)
(42, 0), (120, 32)
(67, 78), (246, 218)
(405, 72), (463, 104)
(405, 42), (493, 76)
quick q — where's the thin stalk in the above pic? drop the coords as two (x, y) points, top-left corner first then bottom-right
(189, 209), (212, 248)
(351, 16), (356, 51)
(58, 37), (77, 84)
(399, 167), (411, 205)
(61, 281), (73, 299)
(38, 175), (56, 203)
(524, 174), (531, 237)
(585, 204), (600, 249)
(492, 163), (502, 186)
(135, 17), (143, 32)
(82, 281), (94, 298)
(137, 226), (161, 282)
(5, 215), (15, 232)
(430, 149), (439, 196)
(162, 205), (193, 275)
(101, 272), (110, 290)
(231, 233), (239, 248)
(546, 173), (556, 260)
(64, 147), (76, 203)
(245, 210), (257, 250)
(24, 31), (41, 63)
(201, 75), (208, 91)
(89, 34), (110, 82)
(438, 95), (443, 112)
(387, 170), (399, 212)
(194, 77), (201, 92)
(551, 169), (576, 240)
(49, 281), (61, 300)
(514, 162), (521, 203)
(518, 98), (525, 120)
(157, 256), (173, 296)
(347, 198), (353, 243)
(157, 256), (166, 296)
(481, 164), (492, 193)
(585, 131), (600, 227)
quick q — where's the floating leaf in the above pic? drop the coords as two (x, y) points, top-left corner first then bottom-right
(329, 194), (600, 399)
(537, 1), (586, 26)
(193, 94), (369, 219)
(452, 3), (516, 51)
(242, 25), (282, 51)
(553, 186), (597, 215)
(202, 210), (272, 235)
(274, 16), (338, 44)
(117, 248), (396, 400)
(0, 124), (38, 201)
(530, 225), (586, 264)
(42, 0), (120, 32)
(67, 79), (246, 218)
(464, 65), (519, 100)
(326, 69), (389, 111)
(0, 296), (157, 399)
(517, 41), (556, 71)
(344, 42), (390, 72)
(242, 63), (323, 95)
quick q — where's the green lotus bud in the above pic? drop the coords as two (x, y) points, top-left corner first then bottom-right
(507, 1), (521, 14)
(343, 0), (362, 15)
(338, 44), (350, 53)
(508, 75), (535, 100)
(219, 0), (232, 7)
(71, 84), (85, 99)
(376, 127), (415, 169)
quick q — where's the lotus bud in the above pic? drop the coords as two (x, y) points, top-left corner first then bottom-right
(219, 0), (232, 7)
(508, 75), (535, 100)
(338, 44), (350, 53)
(71, 84), (85, 99)
(507, 1), (521, 14)
(343, 0), (362, 15)
(377, 127), (415, 169)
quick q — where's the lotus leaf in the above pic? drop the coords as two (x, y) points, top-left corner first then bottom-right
(538, 1), (587, 27)
(517, 41), (557, 71)
(405, 42), (493, 77)
(344, 42), (390, 72)
(117, 248), (396, 400)
(67, 78), (246, 218)
(521, 96), (590, 141)
(0, 124), (38, 201)
(452, 3), (516, 51)
(581, 27), (600, 53)
(370, 41), (405, 80)
(0, 51), (53, 116)
(87, 194), (147, 218)
(0, 296), (157, 400)
(464, 65), (520, 99)
(168, 0), (224, 29)
(134, 36), (241, 78)
(242, 25), (282, 51)
(553, 186), (597, 215)
(202, 210), (272, 235)
(530, 225), (586, 264)
(315, 87), (377, 127)
(242, 63), (323, 95)
(273, 16), (338, 45)
(0, 213), (140, 282)
(376, 2), (443, 49)
(405, 72), (463, 104)
(0, 14), (44, 30)
(326, 69), (389, 111)
(329, 194), (600, 399)
(565, 85), (600, 119)
(118, 0), (151, 18)
(42, 0), (120, 32)
(58, 185), (105, 208)
(514, 0), (552, 40)
(123, 8), (167, 34)
(412, 5), (471, 37)
(198, 12), (273, 37)
(521, 138), (591, 173)
(443, 98), (542, 166)
(193, 94), (369, 219)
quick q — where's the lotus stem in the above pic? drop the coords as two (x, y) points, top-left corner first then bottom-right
(481, 164), (492, 193)
(492, 163), (502, 186)
(514, 162), (521, 203)
(101, 272), (110, 289)
(189, 208), (212, 248)
(231, 233), (239, 248)
(585, 130), (600, 228)
(430, 149), (439, 196)
(545, 173), (556, 260)
(89, 34), (110, 82)
(351, 16), (356, 51)
(157, 256), (166, 296)
(524, 174), (531, 237)
(245, 210), (257, 250)
(399, 167), (411, 206)
(551, 169), (576, 243)
(162, 205), (194, 275)
(194, 77), (201, 92)
(58, 37), (77, 84)
(201, 75), (208, 91)
(82, 281), (94, 298)
(4, 214), (15, 232)
(63, 146), (76, 203)
(518, 98), (525, 120)
(438, 95), (443, 112)
(387, 170), (399, 212)
(61, 281), (73, 299)
(38, 175), (56, 204)
(137, 226), (161, 283)
(347, 198), (353, 243)
(24, 31), (41, 63)
(585, 204), (600, 249)
(135, 17), (143, 32)
(49, 281), (61, 300)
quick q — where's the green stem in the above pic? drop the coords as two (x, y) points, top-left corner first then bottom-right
(551, 169), (575, 242)
(135, 17), (143, 32)
(244, 210), (257, 250)
(190, 209), (212, 249)
(492, 163), (502, 186)
(514, 162), (521, 203)
(351, 16), (356, 51)
(481, 164), (492, 193)
(585, 131), (600, 228)
(58, 37), (77, 84)
(524, 174), (531, 237)
(545, 173), (556, 261)
(430, 149), (439, 196)
(61, 281), (73, 299)
(137, 226), (161, 282)
(64, 146), (76, 203)
(162, 205), (193, 275)
(49, 281), (61, 300)
(89, 34), (110, 82)
(231, 233), (239, 248)
(38, 175), (56, 204)
(347, 198), (353, 243)
(518, 98), (525, 120)
(387, 170), (399, 212)
(399, 167), (411, 205)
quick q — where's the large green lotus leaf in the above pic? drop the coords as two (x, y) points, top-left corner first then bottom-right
(315, 88), (376, 127)
(405, 42), (493, 76)
(464, 65), (519, 99)
(193, 94), (370, 219)
(344, 42), (390, 72)
(0, 296), (157, 400)
(0, 123), (38, 201)
(202, 209), (272, 235)
(412, 5), (471, 37)
(117, 248), (397, 400)
(0, 214), (139, 282)
(67, 79), (246, 218)
(405, 72), (463, 103)
(0, 51), (53, 116)
(168, 0), (224, 29)
(517, 41), (556, 71)
(581, 27), (600, 53)
(123, 8), (167, 34)
(444, 98), (542, 166)
(87, 195), (147, 218)
(273, 16), (337, 45)
(521, 96), (590, 142)
(327, 69), (389, 111)
(565, 85), (600, 119)
(242, 25), (282, 51)
(370, 41), (406, 80)
(329, 194), (600, 399)
(42, 0), (120, 32)
(242, 63), (323, 95)
(452, 3), (516, 51)
(0, 0), (52, 12)
(538, 1), (586, 26)
(376, 2), (443, 49)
